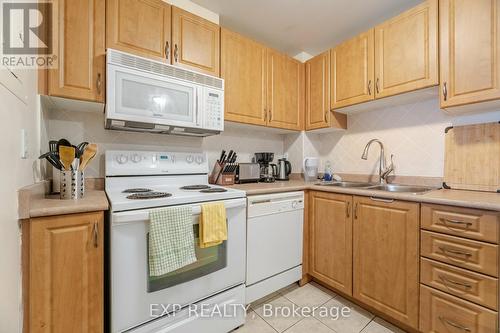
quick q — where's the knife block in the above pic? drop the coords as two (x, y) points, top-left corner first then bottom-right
(209, 162), (236, 185)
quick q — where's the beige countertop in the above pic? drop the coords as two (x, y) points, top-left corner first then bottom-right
(28, 191), (109, 218)
(19, 181), (109, 219)
(230, 181), (500, 211)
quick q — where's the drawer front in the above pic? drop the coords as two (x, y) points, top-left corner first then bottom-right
(421, 258), (498, 310)
(421, 204), (499, 243)
(420, 285), (498, 333)
(421, 231), (498, 277)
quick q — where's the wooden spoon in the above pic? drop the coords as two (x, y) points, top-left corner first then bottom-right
(79, 144), (97, 171)
(59, 146), (76, 171)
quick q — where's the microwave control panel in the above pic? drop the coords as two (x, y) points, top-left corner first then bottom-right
(203, 88), (224, 131)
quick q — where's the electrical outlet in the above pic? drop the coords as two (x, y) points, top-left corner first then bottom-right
(20, 129), (28, 159)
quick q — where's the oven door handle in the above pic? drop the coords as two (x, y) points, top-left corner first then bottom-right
(112, 198), (246, 225)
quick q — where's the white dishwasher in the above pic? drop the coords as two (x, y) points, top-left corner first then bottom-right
(246, 191), (304, 303)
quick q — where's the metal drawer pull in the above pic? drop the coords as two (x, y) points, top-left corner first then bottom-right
(439, 316), (471, 332)
(174, 44), (179, 62)
(165, 41), (169, 60)
(346, 202), (350, 218)
(439, 246), (472, 257)
(440, 218), (472, 227)
(354, 203), (358, 219)
(443, 82), (448, 101)
(368, 80), (372, 95)
(438, 274), (472, 289)
(92, 222), (99, 248)
(370, 197), (394, 203)
(96, 73), (102, 95)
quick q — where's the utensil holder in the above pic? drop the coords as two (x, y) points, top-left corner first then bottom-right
(60, 170), (85, 200)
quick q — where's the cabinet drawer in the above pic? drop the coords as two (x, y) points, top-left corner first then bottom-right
(421, 231), (498, 277)
(421, 204), (499, 243)
(420, 285), (497, 333)
(421, 258), (498, 310)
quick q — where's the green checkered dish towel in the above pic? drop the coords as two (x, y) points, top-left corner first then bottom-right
(149, 206), (197, 277)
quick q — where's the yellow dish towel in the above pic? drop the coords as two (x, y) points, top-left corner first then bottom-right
(199, 202), (227, 248)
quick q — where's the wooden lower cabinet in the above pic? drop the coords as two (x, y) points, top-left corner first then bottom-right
(352, 196), (419, 329)
(309, 191), (353, 295)
(420, 285), (498, 333)
(23, 211), (104, 333)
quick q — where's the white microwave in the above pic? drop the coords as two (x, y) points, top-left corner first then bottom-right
(105, 49), (224, 136)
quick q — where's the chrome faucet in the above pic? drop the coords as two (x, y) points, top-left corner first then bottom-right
(361, 139), (394, 184)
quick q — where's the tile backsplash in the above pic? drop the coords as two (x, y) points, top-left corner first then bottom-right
(45, 109), (284, 177)
(45, 98), (500, 180)
(287, 99), (500, 177)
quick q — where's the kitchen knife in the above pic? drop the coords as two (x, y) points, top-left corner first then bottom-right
(218, 150), (226, 163)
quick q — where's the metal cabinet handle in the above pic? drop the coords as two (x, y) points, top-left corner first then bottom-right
(439, 316), (471, 332)
(443, 82), (448, 101)
(439, 246), (472, 257)
(440, 218), (472, 228)
(324, 110), (328, 123)
(96, 73), (101, 95)
(368, 80), (372, 95)
(438, 274), (472, 289)
(166, 42), (170, 60)
(354, 202), (358, 219)
(370, 196), (394, 203)
(92, 222), (99, 248)
(174, 44), (179, 62)
(376, 78), (380, 94)
(346, 201), (350, 218)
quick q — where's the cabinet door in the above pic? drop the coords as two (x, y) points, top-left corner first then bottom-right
(172, 7), (220, 76)
(221, 28), (267, 126)
(309, 191), (353, 295)
(440, 0), (500, 108)
(106, 0), (171, 62)
(48, 0), (105, 102)
(374, 0), (438, 98)
(267, 49), (304, 130)
(331, 30), (375, 109)
(306, 51), (330, 130)
(353, 197), (419, 329)
(29, 212), (104, 333)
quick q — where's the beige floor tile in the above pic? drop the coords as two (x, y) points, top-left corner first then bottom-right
(361, 317), (406, 333)
(233, 310), (277, 333)
(284, 317), (335, 333)
(254, 295), (303, 332)
(281, 282), (336, 307)
(314, 296), (374, 333)
(250, 291), (282, 310)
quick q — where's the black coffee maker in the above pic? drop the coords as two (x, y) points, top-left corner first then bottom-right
(255, 152), (277, 183)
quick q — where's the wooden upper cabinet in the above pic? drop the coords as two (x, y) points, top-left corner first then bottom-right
(26, 212), (104, 333)
(440, 0), (500, 108)
(267, 49), (304, 130)
(221, 29), (267, 126)
(331, 30), (375, 109)
(48, 0), (105, 102)
(306, 51), (330, 130)
(309, 191), (353, 296)
(172, 7), (220, 76)
(374, 0), (438, 98)
(106, 0), (171, 62)
(353, 197), (419, 329)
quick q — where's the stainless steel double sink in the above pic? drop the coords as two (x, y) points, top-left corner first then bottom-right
(315, 181), (436, 194)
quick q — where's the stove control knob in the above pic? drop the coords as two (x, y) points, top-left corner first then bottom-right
(186, 155), (194, 164)
(195, 155), (203, 164)
(116, 154), (128, 164)
(292, 201), (298, 209)
(131, 154), (142, 163)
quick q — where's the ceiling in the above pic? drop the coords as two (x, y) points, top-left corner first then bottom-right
(191, 0), (423, 58)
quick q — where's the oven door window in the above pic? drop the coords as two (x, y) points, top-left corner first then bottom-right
(147, 223), (227, 293)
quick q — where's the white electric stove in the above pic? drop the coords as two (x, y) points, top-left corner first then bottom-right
(105, 150), (247, 333)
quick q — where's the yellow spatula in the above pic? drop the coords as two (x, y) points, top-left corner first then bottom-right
(79, 143), (97, 171)
(59, 146), (75, 171)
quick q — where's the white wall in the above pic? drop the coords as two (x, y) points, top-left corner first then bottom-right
(285, 99), (500, 177)
(0, 68), (41, 333)
(45, 110), (284, 178)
